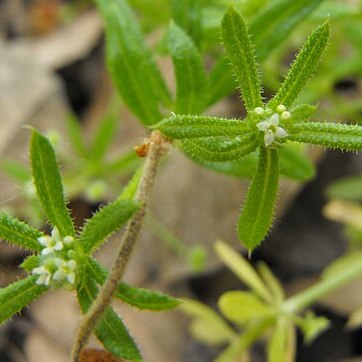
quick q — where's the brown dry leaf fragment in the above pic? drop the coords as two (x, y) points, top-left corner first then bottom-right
(80, 348), (124, 362)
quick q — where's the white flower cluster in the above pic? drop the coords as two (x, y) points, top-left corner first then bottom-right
(32, 228), (76, 287)
(255, 105), (290, 147)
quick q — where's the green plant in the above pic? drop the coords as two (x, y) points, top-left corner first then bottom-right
(0, 130), (179, 361)
(155, 8), (362, 252)
(2, 0), (362, 361)
(182, 240), (362, 361)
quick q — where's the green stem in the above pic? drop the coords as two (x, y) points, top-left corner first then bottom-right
(71, 131), (170, 361)
(282, 259), (362, 314)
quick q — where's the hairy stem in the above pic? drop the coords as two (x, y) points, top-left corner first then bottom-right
(71, 131), (170, 361)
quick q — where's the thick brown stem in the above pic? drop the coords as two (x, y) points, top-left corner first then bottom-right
(71, 131), (170, 361)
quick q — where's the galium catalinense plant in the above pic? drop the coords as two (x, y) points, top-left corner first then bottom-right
(155, 8), (362, 252)
(0, 130), (179, 361)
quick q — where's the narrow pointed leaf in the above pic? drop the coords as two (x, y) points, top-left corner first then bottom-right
(238, 147), (279, 251)
(250, 0), (324, 60)
(208, 0), (323, 106)
(20, 255), (42, 272)
(291, 104), (317, 123)
(0, 213), (43, 251)
(279, 146), (315, 181)
(181, 134), (258, 162)
(269, 21), (330, 108)
(66, 114), (87, 158)
(267, 318), (289, 362)
(77, 273), (141, 360)
(169, 22), (208, 114)
(90, 115), (118, 162)
(208, 57), (236, 107)
(154, 115), (251, 139)
(171, 0), (202, 46)
(30, 130), (74, 237)
(180, 298), (237, 345)
(79, 199), (139, 254)
(0, 276), (46, 323)
(197, 145), (314, 182)
(257, 262), (285, 303)
(87, 258), (180, 311)
(221, 8), (262, 112)
(95, 0), (171, 125)
(288, 122), (362, 150)
(0, 160), (31, 183)
(118, 166), (144, 201)
(215, 241), (272, 302)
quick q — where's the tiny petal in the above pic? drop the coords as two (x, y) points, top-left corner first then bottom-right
(67, 272), (75, 284)
(269, 113), (279, 126)
(54, 242), (64, 251)
(275, 127), (288, 138)
(281, 111), (291, 120)
(38, 236), (50, 246)
(41, 247), (53, 256)
(51, 227), (61, 241)
(256, 121), (270, 131)
(254, 107), (264, 115)
(264, 131), (275, 146)
(277, 104), (286, 113)
(67, 260), (77, 270)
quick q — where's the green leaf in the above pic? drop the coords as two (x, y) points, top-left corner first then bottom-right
(208, 58), (236, 107)
(118, 165), (144, 201)
(250, 0), (324, 60)
(291, 104), (317, 123)
(279, 146), (315, 182)
(95, 0), (170, 125)
(154, 115), (251, 139)
(269, 21), (330, 108)
(237, 147), (279, 251)
(326, 176), (362, 202)
(0, 276), (46, 323)
(90, 115), (118, 162)
(30, 130), (75, 237)
(0, 213), (43, 251)
(194, 145), (314, 182)
(298, 311), (330, 344)
(181, 134), (258, 162)
(288, 122), (362, 150)
(87, 258), (180, 311)
(0, 160), (31, 183)
(79, 199), (139, 254)
(215, 241), (272, 302)
(171, 0), (202, 46)
(218, 291), (272, 323)
(180, 298), (237, 345)
(169, 22), (208, 114)
(257, 262), (285, 304)
(221, 8), (262, 112)
(106, 150), (141, 174)
(208, 0), (324, 106)
(77, 273), (141, 361)
(20, 255), (42, 272)
(267, 318), (289, 362)
(66, 114), (87, 158)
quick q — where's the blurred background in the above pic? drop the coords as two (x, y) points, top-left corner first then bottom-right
(1, 0), (362, 361)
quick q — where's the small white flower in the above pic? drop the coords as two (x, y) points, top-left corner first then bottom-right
(32, 266), (52, 286)
(256, 113), (288, 147)
(53, 259), (77, 285)
(38, 235), (63, 255)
